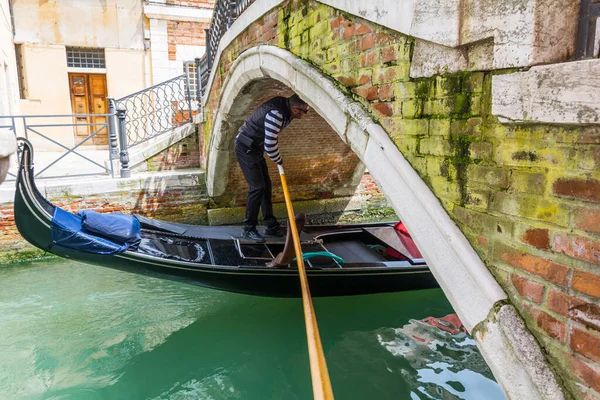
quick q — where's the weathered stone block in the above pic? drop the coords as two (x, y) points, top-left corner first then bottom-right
(391, 135), (419, 156)
(420, 137), (452, 156)
(491, 191), (570, 227)
(469, 142), (492, 160)
(398, 118), (429, 136)
(467, 165), (509, 189)
(429, 119), (451, 136)
(393, 81), (416, 99)
(510, 170), (547, 195)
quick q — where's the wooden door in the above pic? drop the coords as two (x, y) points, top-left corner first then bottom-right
(69, 73), (108, 145)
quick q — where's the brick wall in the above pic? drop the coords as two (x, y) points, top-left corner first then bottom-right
(167, 20), (209, 60)
(218, 80), (362, 207)
(202, 1), (600, 398)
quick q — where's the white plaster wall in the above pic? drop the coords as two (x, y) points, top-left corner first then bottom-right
(12, 0), (144, 50)
(19, 44), (74, 151)
(144, 3), (212, 23)
(0, 0), (18, 184)
(105, 49), (146, 99)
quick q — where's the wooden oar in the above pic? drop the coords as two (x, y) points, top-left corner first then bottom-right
(277, 164), (334, 400)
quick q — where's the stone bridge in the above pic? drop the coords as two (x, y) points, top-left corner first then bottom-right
(198, 1), (600, 399)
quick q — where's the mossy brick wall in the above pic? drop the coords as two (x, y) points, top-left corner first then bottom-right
(202, 1), (600, 397)
(0, 182), (209, 263)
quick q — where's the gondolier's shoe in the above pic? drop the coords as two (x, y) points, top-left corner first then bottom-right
(264, 225), (286, 237)
(242, 229), (266, 243)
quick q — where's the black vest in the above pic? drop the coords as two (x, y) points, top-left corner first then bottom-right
(238, 97), (291, 149)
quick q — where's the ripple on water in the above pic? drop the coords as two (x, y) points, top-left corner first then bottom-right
(0, 260), (505, 400)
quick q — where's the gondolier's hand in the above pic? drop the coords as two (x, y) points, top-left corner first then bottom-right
(278, 164), (284, 175)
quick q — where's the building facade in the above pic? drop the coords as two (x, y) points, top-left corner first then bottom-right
(6, 0), (212, 151)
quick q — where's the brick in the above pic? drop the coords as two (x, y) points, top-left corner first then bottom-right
(420, 137), (452, 157)
(374, 32), (395, 46)
(358, 72), (371, 85)
(378, 84), (393, 100)
(572, 270), (600, 298)
(393, 82), (416, 100)
(495, 245), (570, 286)
(547, 290), (588, 317)
(337, 75), (358, 87)
(361, 51), (376, 67)
(511, 274), (545, 303)
(531, 308), (567, 342)
(575, 208), (600, 234)
(469, 142), (492, 159)
(509, 170), (547, 195)
(355, 23), (372, 35)
(571, 356), (600, 396)
(361, 33), (374, 51)
(571, 328), (600, 363)
(401, 100), (421, 119)
(571, 304), (600, 332)
(352, 85), (378, 101)
(381, 45), (397, 63)
(553, 178), (600, 203)
(491, 191), (570, 227)
(343, 26), (354, 40)
(466, 165), (509, 189)
(372, 102), (394, 117)
(522, 228), (550, 250)
(553, 233), (600, 265)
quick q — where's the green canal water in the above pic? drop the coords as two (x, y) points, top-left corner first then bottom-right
(0, 260), (506, 400)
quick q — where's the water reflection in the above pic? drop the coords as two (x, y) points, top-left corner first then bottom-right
(0, 260), (505, 400)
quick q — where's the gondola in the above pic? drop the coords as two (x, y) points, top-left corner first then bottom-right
(14, 138), (438, 297)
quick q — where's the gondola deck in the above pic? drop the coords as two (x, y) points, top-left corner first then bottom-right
(14, 138), (439, 297)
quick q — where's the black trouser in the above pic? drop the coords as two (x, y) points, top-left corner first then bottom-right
(235, 140), (279, 231)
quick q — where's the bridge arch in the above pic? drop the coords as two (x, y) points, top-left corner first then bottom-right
(205, 44), (561, 399)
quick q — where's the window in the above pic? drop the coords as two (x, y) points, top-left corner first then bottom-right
(185, 62), (198, 101)
(66, 47), (106, 68)
(14, 44), (27, 99)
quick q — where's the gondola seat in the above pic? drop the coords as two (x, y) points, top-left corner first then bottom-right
(323, 240), (387, 264)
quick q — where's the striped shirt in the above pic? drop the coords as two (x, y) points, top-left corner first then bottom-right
(264, 110), (285, 165)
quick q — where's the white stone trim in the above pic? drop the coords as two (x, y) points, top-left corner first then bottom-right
(492, 59), (600, 125)
(66, 67), (107, 74)
(205, 45), (566, 399)
(143, 3), (213, 23)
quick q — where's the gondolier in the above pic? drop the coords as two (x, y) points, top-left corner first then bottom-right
(235, 94), (310, 243)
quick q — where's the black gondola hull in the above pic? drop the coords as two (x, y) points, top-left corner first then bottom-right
(14, 139), (439, 297)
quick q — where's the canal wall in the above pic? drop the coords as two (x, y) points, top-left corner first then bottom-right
(199, 2), (600, 399)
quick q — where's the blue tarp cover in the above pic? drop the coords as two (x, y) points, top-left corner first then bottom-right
(80, 210), (141, 246)
(51, 208), (131, 255)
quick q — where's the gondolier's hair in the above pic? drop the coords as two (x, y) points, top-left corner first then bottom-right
(288, 94), (308, 108)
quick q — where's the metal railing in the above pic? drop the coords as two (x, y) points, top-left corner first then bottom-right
(113, 74), (193, 149)
(0, 113), (123, 181)
(196, 0), (256, 101)
(576, 0), (600, 59)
